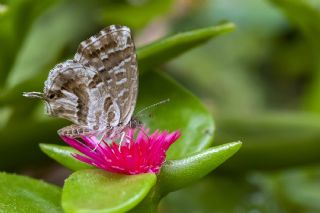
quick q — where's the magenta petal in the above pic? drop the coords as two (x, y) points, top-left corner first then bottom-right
(60, 128), (181, 175)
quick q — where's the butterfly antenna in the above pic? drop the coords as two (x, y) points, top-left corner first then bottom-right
(22, 92), (44, 99)
(136, 98), (170, 116)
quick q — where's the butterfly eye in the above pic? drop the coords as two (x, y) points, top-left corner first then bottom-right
(48, 94), (56, 99)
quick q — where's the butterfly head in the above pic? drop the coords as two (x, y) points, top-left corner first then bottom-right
(42, 89), (66, 116)
(23, 87), (75, 118)
(42, 79), (82, 124)
(23, 61), (86, 124)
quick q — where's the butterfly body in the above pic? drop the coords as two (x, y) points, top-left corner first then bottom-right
(24, 25), (139, 139)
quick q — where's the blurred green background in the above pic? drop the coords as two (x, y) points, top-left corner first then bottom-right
(1, 0), (320, 212)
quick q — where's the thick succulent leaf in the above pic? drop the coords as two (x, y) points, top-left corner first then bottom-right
(62, 169), (156, 213)
(215, 112), (320, 171)
(40, 143), (93, 171)
(137, 70), (215, 159)
(129, 142), (241, 212)
(158, 142), (242, 195)
(0, 172), (62, 213)
(137, 22), (235, 71)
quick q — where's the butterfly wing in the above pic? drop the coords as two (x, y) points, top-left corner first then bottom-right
(74, 25), (138, 128)
(43, 60), (102, 127)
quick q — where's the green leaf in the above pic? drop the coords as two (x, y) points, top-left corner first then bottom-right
(158, 142), (242, 195)
(40, 143), (93, 171)
(62, 169), (156, 213)
(137, 22), (235, 71)
(215, 112), (320, 171)
(129, 142), (241, 212)
(0, 172), (62, 213)
(137, 70), (215, 159)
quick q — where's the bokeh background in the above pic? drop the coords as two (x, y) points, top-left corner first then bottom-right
(1, 0), (320, 212)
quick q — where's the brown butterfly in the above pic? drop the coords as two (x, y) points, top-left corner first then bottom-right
(23, 25), (141, 139)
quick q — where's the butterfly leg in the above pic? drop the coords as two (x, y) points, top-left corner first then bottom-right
(91, 132), (106, 152)
(117, 131), (126, 152)
(59, 125), (106, 152)
(91, 127), (119, 151)
(57, 124), (91, 138)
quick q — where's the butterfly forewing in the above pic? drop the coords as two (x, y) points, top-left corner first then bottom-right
(74, 25), (138, 129)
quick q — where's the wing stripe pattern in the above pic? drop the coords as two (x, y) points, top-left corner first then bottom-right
(29, 25), (139, 139)
(44, 60), (97, 126)
(74, 25), (138, 130)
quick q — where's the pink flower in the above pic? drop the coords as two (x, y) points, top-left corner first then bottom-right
(61, 128), (181, 175)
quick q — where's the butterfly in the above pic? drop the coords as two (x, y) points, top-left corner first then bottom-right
(23, 25), (141, 139)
